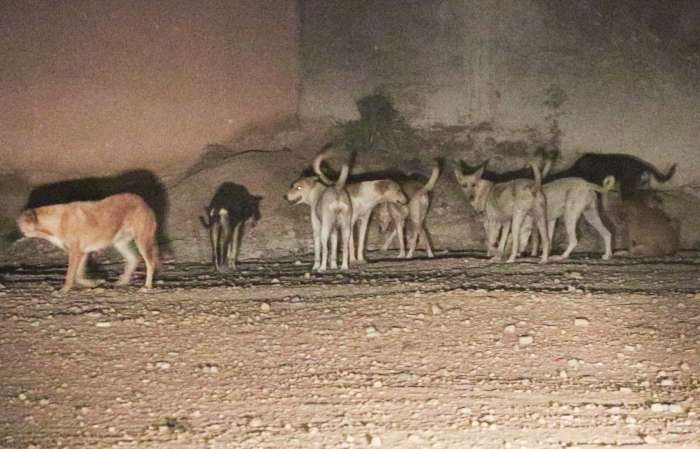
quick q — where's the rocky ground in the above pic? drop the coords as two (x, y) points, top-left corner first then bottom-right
(1, 251), (699, 449)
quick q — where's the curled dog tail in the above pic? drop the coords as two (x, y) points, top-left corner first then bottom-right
(651, 163), (676, 183)
(417, 160), (442, 195)
(336, 164), (349, 189)
(313, 151), (335, 185)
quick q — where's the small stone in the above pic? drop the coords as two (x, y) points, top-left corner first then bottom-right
(660, 378), (674, 386)
(95, 322), (111, 328)
(650, 403), (668, 412)
(431, 304), (442, 315)
(574, 317), (589, 327)
(155, 361), (171, 370)
(368, 434), (382, 447)
(518, 335), (533, 346)
(503, 324), (516, 334)
(643, 435), (658, 444)
(248, 417), (262, 427)
(668, 403), (684, 413)
(365, 326), (380, 338)
(680, 362), (690, 371)
(559, 370), (568, 379)
(260, 303), (271, 312)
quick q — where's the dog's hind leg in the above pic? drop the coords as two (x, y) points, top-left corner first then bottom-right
(114, 240), (140, 286)
(311, 212), (321, 271)
(330, 229), (338, 269)
(582, 207), (612, 260)
(339, 217), (351, 270)
(419, 226), (434, 258)
(228, 222), (241, 270)
(507, 212), (526, 263)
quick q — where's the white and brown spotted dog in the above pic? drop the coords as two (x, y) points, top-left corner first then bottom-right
(455, 160), (550, 263)
(16, 193), (159, 292)
(314, 152), (407, 264)
(375, 161), (441, 258)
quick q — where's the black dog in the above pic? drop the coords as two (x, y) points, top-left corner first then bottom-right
(547, 153), (676, 199)
(199, 183), (261, 273)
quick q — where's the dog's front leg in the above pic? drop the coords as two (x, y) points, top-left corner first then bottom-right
(356, 217), (370, 263)
(61, 247), (85, 293)
(485, 219), (502, 261)
(498, 221), (511, 256)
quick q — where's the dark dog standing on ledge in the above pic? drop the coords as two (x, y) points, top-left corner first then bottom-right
(199, 183), (261, 272)
(546, 153), (676, 199)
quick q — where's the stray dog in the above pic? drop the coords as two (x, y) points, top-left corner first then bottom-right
(375, 160), (441, 258)
(617, 192), (679, 256)
(518, 176), (616, 260)
(455, 160), (549, 263)
(199, 183), (261, 272)
(16, 193), (159, 292)
(285, 163), (352, 271)
(314, 152), (407, 263)
(547, 153), (676, 199)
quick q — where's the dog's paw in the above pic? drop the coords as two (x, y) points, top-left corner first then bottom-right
(601, 253), (612, 260)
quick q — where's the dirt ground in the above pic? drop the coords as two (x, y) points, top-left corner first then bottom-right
(1, 251), (699, 449)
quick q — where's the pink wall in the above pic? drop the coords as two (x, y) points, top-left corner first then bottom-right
(0, 0), (299, 176)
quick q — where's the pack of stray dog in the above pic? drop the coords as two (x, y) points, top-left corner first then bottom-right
(15, 146), (678, 291)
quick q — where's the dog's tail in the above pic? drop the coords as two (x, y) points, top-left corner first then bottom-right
(417, 159), (442, 196)
(588, 175), (616, 193)
(336, 164), (349, 189)
(313, 151), (335, 185)
(650, 163), (676, 183)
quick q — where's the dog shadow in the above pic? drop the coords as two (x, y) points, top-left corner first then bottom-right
(24, 169), (171, 256)
(199, 182), (262, 272)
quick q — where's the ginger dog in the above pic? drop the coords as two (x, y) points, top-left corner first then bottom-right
(16, 193), (159, 292)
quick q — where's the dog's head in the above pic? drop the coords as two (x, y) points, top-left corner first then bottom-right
(285, 176), (318, 206)
(375, 180), (408, 205)
(16, 209), (41, 237)
(454, 160), (489, 207)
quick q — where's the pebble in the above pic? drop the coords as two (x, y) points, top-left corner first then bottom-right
(643, 435), (658, 444)
(518, 335), (533, 346)
(680, 362), (690, 371)
(503, 324), (516, 334)
(650, 403), (668, 412)
(668, 403), (684, 413)
(260, 302), (271, 312)
(659, 378), (674, 386)
(430, 304), (442, 315)
(367, 434), (382, 447)
(574, 318), (589, 327)
(155, 361), (171, 370)
(95, 322), (112, 328)
(365, 326), (380, 338)
(248, 417), (262, 427)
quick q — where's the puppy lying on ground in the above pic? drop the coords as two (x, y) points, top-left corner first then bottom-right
(616, 192), (679, 256)
(375, 160), (441, 258)
(314, 152), (407, 264)
(199, 183), (261, 273)
(16, 193), (159, 292)
(285, 162), (352, 271)
(455, 160), (549, 263)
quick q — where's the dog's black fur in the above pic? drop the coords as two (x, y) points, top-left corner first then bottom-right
(546, 153), (676, 199)
(199, 183), (261, 273)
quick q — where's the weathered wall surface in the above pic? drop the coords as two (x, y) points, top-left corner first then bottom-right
(299, 0), (700, 187)
(0, 0), (299, 177)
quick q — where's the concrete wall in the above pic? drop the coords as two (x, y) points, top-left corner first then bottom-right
(0, 0), (299, 177)
(299, 0), (700, 187)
